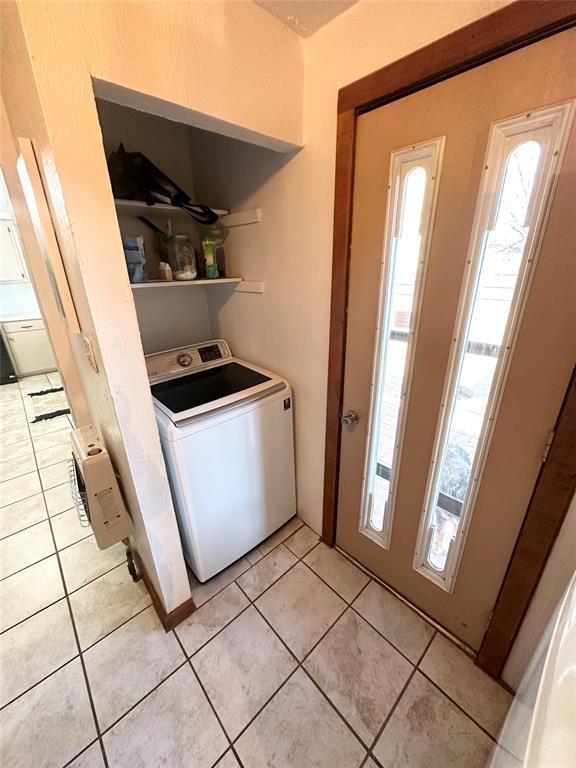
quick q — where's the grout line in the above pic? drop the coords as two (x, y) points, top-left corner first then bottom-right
(62, 558), (130, 598)
(0, 483), (45, 510)
(0, 513), (50, 542)
(181, 602), (254, 661)
(78, 600), (154, 655)
(97, 659), (189, 737)
(0, 547), (56, 582)
(173, 630), (245, 767)
(363, 631), (438, 768)
(227, 544), (371, 752)
(10, 381), (110, 767)
(0, 649), (80, 713)
(54, 530), (93, 553)
(0, 589), (66, 636)
(188, 520), (304, 609)
(335, 544), (476, 658)
(61, 739), (101, 768)
(415, 667), (499, 746)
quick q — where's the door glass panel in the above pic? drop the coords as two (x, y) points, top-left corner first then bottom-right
(415, 102), (574, 590)
(361, 139), (444, 546)
(428, 141), (540, 572)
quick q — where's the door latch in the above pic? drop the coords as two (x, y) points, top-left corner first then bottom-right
(341, 409), (359, 428)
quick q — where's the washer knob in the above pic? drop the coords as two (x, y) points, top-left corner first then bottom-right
(177, 353), (193, 367)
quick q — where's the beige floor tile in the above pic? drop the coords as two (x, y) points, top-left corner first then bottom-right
(44, 481), (75, 516)
(0, 599), (77, 708)
(284, 523), (320, 558)
(0, 519), (54, 579)
(0, 493), (47, 538)
(0, 399), (24, 417)
(190, 557), (251, 607)
(176, 582), (249, 656)
(39, 459), (69, 490)
(245, 547), (264, 565)
(84, 606), (184, 731)
(70, 564), (151, 650)
(257, 516), (304, 556)
(0, 471), (42, 508)
(304, 544), (370, 602)
(0, 438), (33, 464)
(353, 580), (435, 663)
(0, 453), (36, 483)
(2, 426), (30, 446)
(374, 671), (494, 768)
(256, 562), (346, 659)
(32, 428), (71, 453)
(304, 609), (412, 744)
(51, 507), (91, 550)
(46, 372), (62, 388)
(0, 555), (64, 632)
(29, 415), (71, 437)
(420, 633), (512, 738)
(18, 374), (51, 391)
(215, 752), (241, 768)
(103, 664), (227, 768)
(0, 658), (96, 768)
(60, 536), (126, 592)
(236, 668), (366, 768)
(67, 743), (105, 768)
(236, 544), (297, 600)
(192, 606), (297, 738)
(0, 413), (28, 433)
(35, 442), (72, 469)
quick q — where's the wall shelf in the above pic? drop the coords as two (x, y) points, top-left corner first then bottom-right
(115, 199), (229, 219)
(131, 278), (242, 288)
(114, 199), (262, 229)
(130, 278), (265, 294)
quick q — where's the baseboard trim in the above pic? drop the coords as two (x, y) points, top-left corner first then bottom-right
(132, 548), (196, 631)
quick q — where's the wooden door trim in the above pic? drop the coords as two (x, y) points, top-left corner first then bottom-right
(478, 369), (576, 676)
(323, 0), (576, 675)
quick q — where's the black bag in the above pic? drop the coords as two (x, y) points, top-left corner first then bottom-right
(107, 144), (219, 226)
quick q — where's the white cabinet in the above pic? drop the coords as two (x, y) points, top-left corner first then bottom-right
(2, 320), (57, 375)
(0, 220), (27, 282)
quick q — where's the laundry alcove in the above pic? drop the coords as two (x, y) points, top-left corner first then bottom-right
(95, 97), (298, 357)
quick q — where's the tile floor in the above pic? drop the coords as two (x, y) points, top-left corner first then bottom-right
(0, 374), (516, 768)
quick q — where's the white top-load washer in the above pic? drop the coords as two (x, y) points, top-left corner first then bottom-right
(146, 339), (296, 582)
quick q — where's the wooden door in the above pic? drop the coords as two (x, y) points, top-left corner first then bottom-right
(335, 29), (576, 649)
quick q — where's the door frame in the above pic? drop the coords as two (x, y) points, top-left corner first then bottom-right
(322, 0), (576, 676)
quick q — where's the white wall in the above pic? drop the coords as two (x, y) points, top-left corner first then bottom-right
(503, 491), (576, 690)
(1, 0), (512, 614)
(292, 0), (510, 530)
(1, 0), (303, 612)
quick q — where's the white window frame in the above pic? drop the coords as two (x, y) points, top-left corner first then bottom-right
(360, 137), (445, 548)
(0, 168), (28, 282)
(414, 101), (575, 592)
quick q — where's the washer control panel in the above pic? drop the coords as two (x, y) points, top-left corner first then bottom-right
(146, 340), (231, 380)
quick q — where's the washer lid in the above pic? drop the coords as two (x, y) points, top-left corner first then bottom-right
(151, 361), (285, 423)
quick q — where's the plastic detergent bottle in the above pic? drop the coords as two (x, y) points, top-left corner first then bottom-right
(202, 233), (219, 279)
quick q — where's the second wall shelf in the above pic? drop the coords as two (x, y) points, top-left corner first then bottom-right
(130, 278), (264, 294)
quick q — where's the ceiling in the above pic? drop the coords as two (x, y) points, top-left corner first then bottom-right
(254, 1), (357, 37)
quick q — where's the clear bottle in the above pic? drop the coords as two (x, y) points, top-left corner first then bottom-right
(168, 234), (197, 280)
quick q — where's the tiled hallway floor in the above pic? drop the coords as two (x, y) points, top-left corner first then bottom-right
(1, 375), (515, 768)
